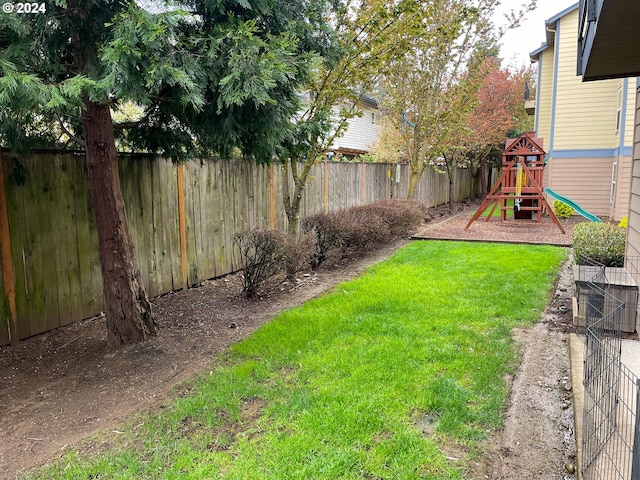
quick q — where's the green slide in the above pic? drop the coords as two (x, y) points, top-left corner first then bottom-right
(544, 187), (602, 222)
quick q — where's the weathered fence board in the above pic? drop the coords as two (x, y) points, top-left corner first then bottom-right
(392, 164), (409, 200)
(0, 152), (475, 345)
(0, 261), (7, 345)
(72, 157), (103, 320)
(363, 162), (389, 205)
(51, 155), (77, 326)
(0, 152), (12, 345)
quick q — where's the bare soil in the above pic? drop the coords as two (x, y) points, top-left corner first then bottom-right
(1, 203), (581, 479)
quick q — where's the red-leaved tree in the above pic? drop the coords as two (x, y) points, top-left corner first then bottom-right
(466, 57), (533, 197)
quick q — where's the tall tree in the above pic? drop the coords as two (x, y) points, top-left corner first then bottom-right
(436, 55), (490, 211)
(0, 0), (313, 347)
(278, 0), (420, 235)
(379, 0), (535, 200)
(466, 57), (533, 197)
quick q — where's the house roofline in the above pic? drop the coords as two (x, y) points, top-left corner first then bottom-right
(529, 3), (579, 63)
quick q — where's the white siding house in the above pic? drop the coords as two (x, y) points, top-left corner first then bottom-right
(330, 96), (381, 159)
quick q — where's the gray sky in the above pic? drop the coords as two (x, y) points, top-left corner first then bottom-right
(494, 0), (578, 68)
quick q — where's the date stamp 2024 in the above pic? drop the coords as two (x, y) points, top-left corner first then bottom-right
(2, 2), (46, 14)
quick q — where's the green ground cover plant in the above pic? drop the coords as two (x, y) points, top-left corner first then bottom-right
(553, 200), (574, 219)
(29, 241), (566, 480)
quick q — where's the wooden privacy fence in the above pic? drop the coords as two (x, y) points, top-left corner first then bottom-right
(0, 151), (476, 345)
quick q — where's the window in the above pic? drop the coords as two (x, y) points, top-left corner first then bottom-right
(615, 86), (623, 134)
(611, 160), (617, 206)
(371, 112), (376, 125)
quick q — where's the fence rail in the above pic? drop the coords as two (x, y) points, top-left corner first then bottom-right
(0, 152), (476, 345)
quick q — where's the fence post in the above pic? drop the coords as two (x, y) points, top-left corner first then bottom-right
(0, 150), (18, 345)
(269, 163), (275, 228)
(176, 163), (188, 290)
(386, 163), (391, 200)
(632, 378), (640, 479)
(361, 158), (365, 205)
(324, 158), (328, 214)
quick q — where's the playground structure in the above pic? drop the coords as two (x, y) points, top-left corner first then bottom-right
(465, 133), (566, 234)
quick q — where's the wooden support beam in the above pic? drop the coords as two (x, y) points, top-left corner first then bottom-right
(361, 158), (365, 205)
(324, 158), (329, 214)
(465, 168), (510, 229)
(177, 163), (188, 290)
(269, 163), (275, 228)
(0, 150), (18, 345)
(519, 161), (565, 234)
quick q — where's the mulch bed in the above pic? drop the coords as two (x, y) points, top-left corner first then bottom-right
(413, 206), (587, 247)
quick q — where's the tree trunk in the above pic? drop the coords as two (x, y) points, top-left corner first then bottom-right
(82, 98), (158, 348)
(448, 178), (454, 212)
(281, 160), (303, 236)
(285, 190), (302, 236)
(407, 164), (423, 200)
(469, 163), (480, 202)
(282, 157), (315, 236)
(484, 164), (492, 196)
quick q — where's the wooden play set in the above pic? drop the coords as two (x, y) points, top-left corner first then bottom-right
(465, 132), (565, 234)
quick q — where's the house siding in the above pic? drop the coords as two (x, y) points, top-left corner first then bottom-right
(332, 106), (381, 154)
(624, 78), (636, 147)
(613, 154), (633, 220)
(546, 156), (613, 216)
(533, 6), (635, 221)
(627, 83), (640, 258)
(537, 48), (555, 146)
(552, 9), (621, 150)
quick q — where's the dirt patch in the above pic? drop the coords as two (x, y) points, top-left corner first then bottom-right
(468, 256), (577, 479)
(1, 203), (579, 479)
(420, 207), (579, 478)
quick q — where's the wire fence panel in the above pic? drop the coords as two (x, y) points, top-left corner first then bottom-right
(581, 256), (640, 480)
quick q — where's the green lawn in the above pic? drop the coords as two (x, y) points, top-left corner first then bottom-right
(28, 241), (566, 480)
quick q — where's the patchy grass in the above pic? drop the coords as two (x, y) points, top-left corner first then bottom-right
(28, 241), (566, 480)
(478, 199), (514, 218)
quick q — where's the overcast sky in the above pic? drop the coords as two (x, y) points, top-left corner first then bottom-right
(494, 0), (578, 68)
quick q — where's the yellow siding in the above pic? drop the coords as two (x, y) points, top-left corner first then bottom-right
(627, 86), (640, 257)
(613, 155), (633, 221)
(546, 157), (613, 216)
(553, 9), (620, 150)
(624, 78), (637, 147)
(536, 48), (554, 145)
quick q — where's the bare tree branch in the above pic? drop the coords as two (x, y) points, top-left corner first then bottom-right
(56, 114), (85, 148)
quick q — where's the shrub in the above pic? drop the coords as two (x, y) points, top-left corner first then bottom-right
(301, 213), (344, 269)
(573, 221), (626, 267)
(554, 200), (574, 219)
(365, 199), (426, 237)
(619, 216), (628, 228)
(234, 228), (287, 297)
(281, 232), (316, 280)
(302, 200), (427, 268)
(333, 206), (392, 253)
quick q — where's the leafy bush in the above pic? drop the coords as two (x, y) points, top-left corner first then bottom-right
(234, 228), (287, 297)
(553, 200), (574, 219)
(573, 222), (626, 267)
